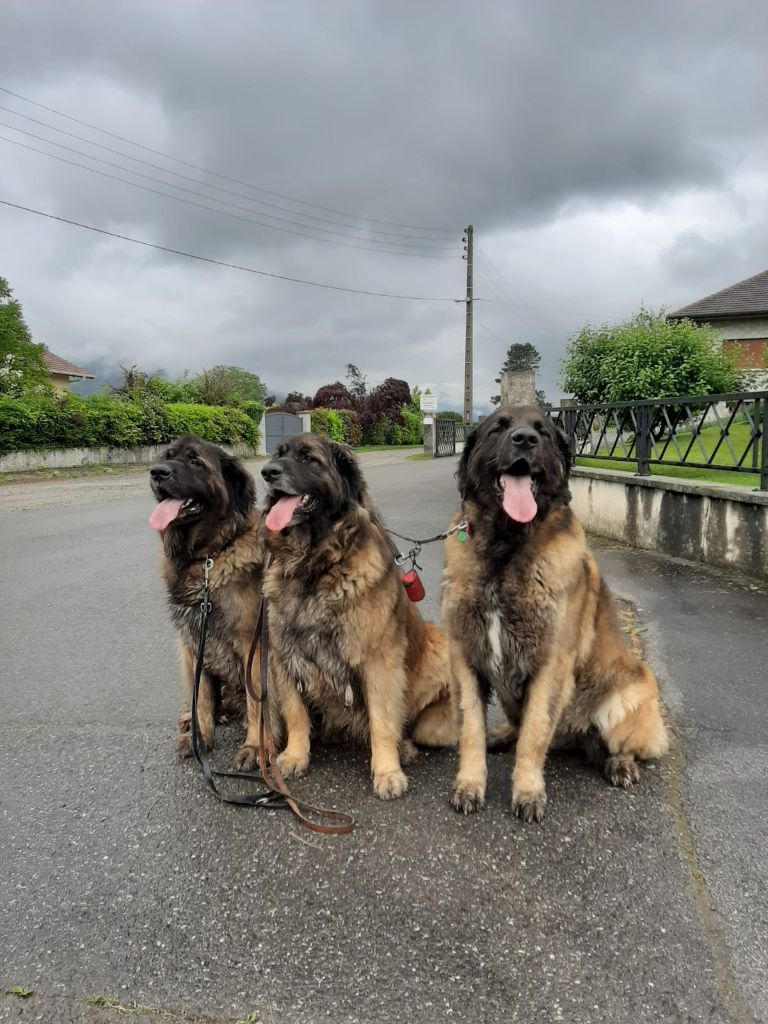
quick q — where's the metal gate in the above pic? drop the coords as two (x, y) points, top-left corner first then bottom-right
(435, 419), (466, 456)
(264, 412), (303, 454)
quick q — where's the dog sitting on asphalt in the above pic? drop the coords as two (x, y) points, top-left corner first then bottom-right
(442, 406), (669, 822)
(149, 435), (267, 767)
(258, 433), (455, 799)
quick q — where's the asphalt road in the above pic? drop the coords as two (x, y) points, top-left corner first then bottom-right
(1, 455), (766, 1024)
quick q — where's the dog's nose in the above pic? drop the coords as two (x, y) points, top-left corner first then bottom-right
(150, 464), (171, 480)
(261, 462), (281, 483)
(511, 426), (539, 449)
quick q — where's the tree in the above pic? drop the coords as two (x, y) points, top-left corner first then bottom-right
(345, 363), (368, 408)
(313, 381), (353, 408)
(561, 309), (740, 404)
(186, 365), (267, 406)
(491, 342), (542, 405)
(281, 391), (313, 411)
(0, 276), (50, 397)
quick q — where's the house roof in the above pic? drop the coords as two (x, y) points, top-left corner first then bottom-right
(668, 269), (768, 321)
(43, 350), (95, 378)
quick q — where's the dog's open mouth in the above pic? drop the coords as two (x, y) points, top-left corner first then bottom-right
(495, 459), (543, 524)
(149, 496), (203, 532)
(265, 492), (317, 532)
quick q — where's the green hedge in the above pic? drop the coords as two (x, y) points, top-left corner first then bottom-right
(310, 408), (345, 443)
(336, 408), (361, 447)
(307, 404), (422, 447)
(0, 394), (259, 454)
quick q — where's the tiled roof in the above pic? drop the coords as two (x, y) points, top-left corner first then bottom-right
(668, 270), (768, 320)
(43, 351), (95, 378)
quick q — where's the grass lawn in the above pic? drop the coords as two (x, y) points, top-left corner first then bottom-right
(578, 421), (763, 489)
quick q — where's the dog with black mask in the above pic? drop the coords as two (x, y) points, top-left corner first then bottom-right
(259, 433), (455, 799)
(443, 406), (669, 822)
(149, 435), (267, 766)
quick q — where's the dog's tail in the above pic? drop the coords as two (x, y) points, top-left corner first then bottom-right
(407, 619), (457, 747)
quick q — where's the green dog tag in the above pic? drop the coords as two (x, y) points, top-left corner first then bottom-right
(457, 529), (468, 542)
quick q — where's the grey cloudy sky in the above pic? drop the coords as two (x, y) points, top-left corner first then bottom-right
(1, 0), (767, 411)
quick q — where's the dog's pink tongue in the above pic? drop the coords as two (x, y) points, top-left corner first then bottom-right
(265, 495), (302, 532)
(500, 474), (537, 523)
(149, 498), (184, 532)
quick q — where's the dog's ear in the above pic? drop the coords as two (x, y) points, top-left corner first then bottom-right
(456, 426), (479, 500)
(222, 454), (255, 516)
(331, 442), (364, 504)
(555, 427), (573, 478)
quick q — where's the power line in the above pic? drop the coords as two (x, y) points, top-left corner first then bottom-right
(0, 84), (457, 236)
(0, 104), (460, 249)
(475, 317), (507, 345)
(0, 122), (457, 255)
(0, 134), (458, 259)
(0, 198), (459, 301)
(475, 244), (624, 322)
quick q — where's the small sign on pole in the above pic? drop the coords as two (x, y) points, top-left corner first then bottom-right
(419, 393), (438, 414)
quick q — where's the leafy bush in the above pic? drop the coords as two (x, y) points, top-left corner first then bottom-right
(310, 408), (345, 442)
(165, 403), (258, 445)
(239, 400), (265, 425)
(0, 394), (258, 454)
(336, 408), (361, 446)
(400, 408), (423, 445)
(562, 309), (741, 403)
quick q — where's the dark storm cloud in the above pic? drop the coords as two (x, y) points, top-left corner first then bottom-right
(1, 0), (767, 407)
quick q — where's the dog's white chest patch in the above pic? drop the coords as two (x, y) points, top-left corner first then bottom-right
(486, 592), (504, 675)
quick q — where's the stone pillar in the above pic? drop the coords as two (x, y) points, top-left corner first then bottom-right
(500, 369), (536, 407)
(422, 418), (436, 457)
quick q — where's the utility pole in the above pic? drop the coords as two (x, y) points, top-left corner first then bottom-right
(463, 224), (473, 427)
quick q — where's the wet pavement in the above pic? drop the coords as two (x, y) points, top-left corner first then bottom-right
(1, 456), (766, 1023)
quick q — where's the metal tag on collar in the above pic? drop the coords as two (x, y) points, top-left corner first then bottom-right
(344, 684), (354, 707)
(204, 556), (214, 584)
(455, 518), (469, 542)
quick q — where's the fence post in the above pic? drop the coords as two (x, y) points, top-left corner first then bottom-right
(761, 397), (768, 490)
(423, 418), (436, 458)
(562, 406), (577, 457)
(636, 405), (651, 476)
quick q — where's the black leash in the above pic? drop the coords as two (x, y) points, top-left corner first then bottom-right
(189, 556), (285, 809)
(387, 518), (469, 568)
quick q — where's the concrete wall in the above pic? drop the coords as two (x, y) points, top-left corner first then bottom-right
(0, 441), (257, 473)
(571, 467), (768, 580)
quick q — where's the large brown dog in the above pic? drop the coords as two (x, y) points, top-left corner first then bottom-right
(259, 433), (454, 799)
(149, 435), (267, 766)
(443, 406), (669, 822)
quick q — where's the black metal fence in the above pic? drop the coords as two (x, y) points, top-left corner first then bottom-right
(547, 391), (768, 490)
(435, 419), (466, 457)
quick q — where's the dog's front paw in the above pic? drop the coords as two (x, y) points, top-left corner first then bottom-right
(373, 769), (409, 800)
(175, 732), (192, 759)
(604, 754), (640, 788)
(450, 775), (486, 814)
(234, 744), (260, 772)
(276, 751), (309, 779)
(512, 786), (547, 823)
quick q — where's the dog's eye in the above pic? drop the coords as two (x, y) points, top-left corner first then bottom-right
(189, 456), (200, 466)
(533, 421), (545, 433)
(301, 452), (317, 464)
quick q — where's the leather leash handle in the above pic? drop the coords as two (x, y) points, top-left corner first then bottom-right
(190, 595), (285, 809)
(249, 603), (355, 836)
